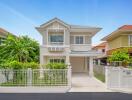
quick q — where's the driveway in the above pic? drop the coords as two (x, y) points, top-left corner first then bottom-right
(69, 73), (111, 92)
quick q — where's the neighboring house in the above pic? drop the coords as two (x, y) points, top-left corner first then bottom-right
(0, 28), (15, 45)
(102, 25), (132, 56)
(93, 42), (107, 65)
(36, 18), (101, 76)
(0, 28), (9, 45)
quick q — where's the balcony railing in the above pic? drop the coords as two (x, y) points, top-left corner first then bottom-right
(48, 42), (64, 45)
(48, 46), (64, 52)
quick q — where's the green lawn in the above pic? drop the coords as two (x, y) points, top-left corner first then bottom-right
(94, 72), (105, 83)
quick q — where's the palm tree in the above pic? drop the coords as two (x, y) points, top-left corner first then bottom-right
(0, 35), (39, 63)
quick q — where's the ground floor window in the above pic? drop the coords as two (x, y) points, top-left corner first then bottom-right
(48, 57), (65, 63)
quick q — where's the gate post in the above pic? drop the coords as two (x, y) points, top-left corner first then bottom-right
(27, 68), (32, 86)
(105, 66), (109, 88)
(67, 63), (72, 89)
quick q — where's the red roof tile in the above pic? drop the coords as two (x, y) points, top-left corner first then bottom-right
(93, 42), (107, 49)
(118, 25), (132, 30)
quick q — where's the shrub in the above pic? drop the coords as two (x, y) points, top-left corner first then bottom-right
(44, 63), (67, 69)
(23, 62), (39, 69)
(0, 61), (39, 69)
(108, 48), (130, 67)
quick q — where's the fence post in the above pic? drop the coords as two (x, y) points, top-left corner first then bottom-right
(118, 67), (121, 88)
(105, 66), (108, 88)
(67, 63), (71, 88)
(27, 68), (32, 86)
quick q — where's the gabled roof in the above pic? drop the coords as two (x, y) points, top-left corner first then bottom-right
(119, 25), (132, 30)
(36, 17), (102, 36)
(102, 25), (132, 41)
(36, 17), (101, 29)
(38, 17), (70, 28)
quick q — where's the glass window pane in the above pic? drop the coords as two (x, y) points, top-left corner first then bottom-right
(75, 36), (83, 44)
(50, 59), (53, 63)
(61, 59), (65, 63)
(75, 36), (80, 44)
(130, 36), (132, 46)
(49, 58), (65, 63)
(79, 36), (83, 44)
(50, 35), (63, 42)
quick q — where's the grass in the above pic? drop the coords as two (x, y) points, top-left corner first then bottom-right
(128, 66), (132, 69)
(94, 72), (105, 83)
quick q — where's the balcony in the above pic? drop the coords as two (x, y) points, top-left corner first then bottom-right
(48, 46), (64, 52)
(70, 44), (91, 51)
(48, 42), (64, 45)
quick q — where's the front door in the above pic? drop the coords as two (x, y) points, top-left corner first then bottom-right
(70, 57), (86, 73)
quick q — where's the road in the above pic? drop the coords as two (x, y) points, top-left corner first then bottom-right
(0, 92), (132, 100)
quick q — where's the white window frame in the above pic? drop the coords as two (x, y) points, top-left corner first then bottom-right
(128, 35), (132, 46)
(73, 35), (85, 45)
(48, 57), (65, 63)
(49, 34), (64, 44)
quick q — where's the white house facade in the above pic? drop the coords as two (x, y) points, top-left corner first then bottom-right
(36, 18), (102, 76)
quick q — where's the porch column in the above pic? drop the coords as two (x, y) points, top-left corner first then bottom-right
(40, 55), (44, 78)
(89, 56), (94, 77)
(40, 56), (44, 66)
(66, 55), (70, 65)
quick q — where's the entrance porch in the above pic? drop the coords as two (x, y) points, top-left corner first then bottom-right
(69, 50), (100, 77)
(70, 56), (94, 77)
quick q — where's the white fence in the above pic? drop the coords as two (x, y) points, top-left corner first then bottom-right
(105, 67), (132, 89)
(93, 64), (105, 75)
(0, 68), (71, 87)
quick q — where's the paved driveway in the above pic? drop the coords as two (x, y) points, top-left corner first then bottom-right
(69, 73), (111, 92)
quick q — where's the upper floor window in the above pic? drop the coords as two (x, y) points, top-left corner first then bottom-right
(75, 36), (84, 44)
(102, 49), (105, 53)
(129, 35), (132, 46)
(49, 34), (63, 44)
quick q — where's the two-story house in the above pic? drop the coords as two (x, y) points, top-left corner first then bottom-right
(36, 18), (101, 76)
(102, 25), (132, 56)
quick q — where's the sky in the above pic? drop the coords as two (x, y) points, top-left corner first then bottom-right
(0, 0), (132, 45)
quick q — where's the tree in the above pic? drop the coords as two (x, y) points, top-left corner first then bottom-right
(0, 35), (39, 64)
(108, 48), (130, 67)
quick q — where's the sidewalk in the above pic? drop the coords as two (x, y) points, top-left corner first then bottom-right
(109, 88), (132, 94)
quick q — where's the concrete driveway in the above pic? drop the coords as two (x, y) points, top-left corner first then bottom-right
(69, 73), (112, 92)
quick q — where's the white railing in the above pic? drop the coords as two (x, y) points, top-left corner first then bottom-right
(48, 46), (64, 51)
(105, 66), (132, 89)
(48, 42), (64, 45)
(0, 68), (71, 87)
(70, 44), (91, 51)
